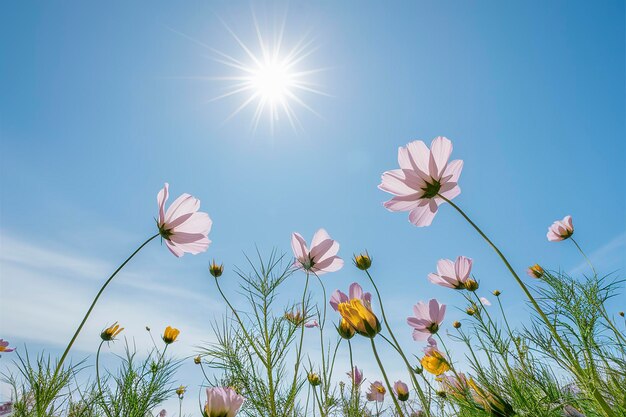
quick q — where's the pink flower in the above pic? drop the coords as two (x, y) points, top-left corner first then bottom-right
(394, 380), (409, 401)
(291, 229), (344, 275)
(203, 387), (244, 417)
(479, 297), (491, 306)
(428, 256), (473, 289)
(379, 136), (463, 227)
(366, 381), (386, 402)
(157, 410), (167, 417)
(0, 339), (14, 353)
(0, 401), (13, 416)
(547, 215), (574, 242)
(439, 372), (469, 397)
(305, 320), (319, 328)
(330, 282), (372, 311)
(157, 183), (212, 257)
(347, 366), (364, 386)
(407, 299), (446, 341)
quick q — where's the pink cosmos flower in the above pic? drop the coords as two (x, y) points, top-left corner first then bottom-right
(379, 136), (463, 227)
(157, 410), (167, 417)
(428, 256), (473, 289)
(547, 215), (574, 241)
(479, 297), (491, 306)
(439, 372), (469, 397)
(291, 229), (344, 275)
(330, 282), (372, 311)
(407, 299), (446, 341)
(0, 339), (14, 353)
(366, 381), (386, 402)
(305, 320), (319, 328)
(203, 387), (244, 417)
(347, 366), (364, 386)
(394, 380), (410, 401)
(157, 183), (212, 258)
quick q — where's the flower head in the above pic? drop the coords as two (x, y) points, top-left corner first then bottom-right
(428, 256), (472, 289)
(493, 290), (501, 297)
(157, 183), (212, 257)
(203, 387), (245, 417)
(421, 339), (450, 375)
(366, 381), (386, 402)
(162, 326), (180, 344)
(394, 381), (409, 401)
(305, 320), (319, 328)
(158, 410), (167, 417)
(337, 299), (381, 338)
(284, 309), (305, 327)
(0, 339), (15, 353)
(330, 282), (372, 312)
(527, 264), (544, 279)
(209, 260), (224, 278)
(379, 136), (463, 227)
(100, 322), (124, 342)
(347, 366), (363, 386)
(353, 252), (372, 270)
(479, 297), (491, 306)
(337, 319), (356, 339)
(176, 385), (186, 399)
(407, 299), (446, 341)
(307, 372), (321, 386)
(438, 373), (469, 399)
(547, 215), (574, 242)
(291, 229), (343, 275)
(194, 355), (202, 365)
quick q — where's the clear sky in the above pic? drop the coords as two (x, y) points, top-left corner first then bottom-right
(1, 1), (624, 414)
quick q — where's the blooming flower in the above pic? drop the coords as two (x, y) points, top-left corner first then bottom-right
(428, 256), (473, 289)
(379, 136), (463, 227)
(203, 387), (245, 417)
(162, 326), (180, 344)
(366, 381), (386, 402)
(338, 299), (381, 338)
(100, 322), (124, 342)
(291, 229), (344, 275)
(421, 338), (450, 375)
(347, 366), (364, 386)
(394, 381), (409, 401)
(305, 320), (319, 328)
(547, 215), (574, 242)
(0, 339), (15, 353)
(330, 282), (372, 312)
(157, 183), (212, 257)
(407, 299), (446, 341)
(527, 264), (544, 279)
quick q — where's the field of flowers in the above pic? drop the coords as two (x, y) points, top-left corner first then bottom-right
(1, 137), (625, 417)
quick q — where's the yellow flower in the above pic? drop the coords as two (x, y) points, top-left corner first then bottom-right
(176, 385), (186, 398)
(307, 372), (321, 386)
(337, 299), (381, 338)
(468, 378), (515, 416)
(464, 279), (479, 291)
(353, 252), (372, 270)
(194, 355), (202, 364)
(284, 310), (304, 326)
(100, 322), (124, 342)
(162, 326), (180, 344)
(527, 264), (544, 279)
(337, 318), (356, 339)
(421, 350), (450, 375)
(209, 260), (224, 278)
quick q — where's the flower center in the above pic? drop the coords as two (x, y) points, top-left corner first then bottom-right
(427, 322), (439, 333)
(421, 180), (441, 199)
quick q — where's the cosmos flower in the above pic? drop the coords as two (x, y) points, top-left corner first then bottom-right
(100, 322), (124, 342)
(162, 326), (180, 344)
(407, 299), (446, 341)
(330, 282), (372, 312)
(305, 320), (319, 328)
(394, 381), (409, 401)
(527, 264), (544, 279)
(547, 215), (574, 242)
(0, 339), (15, 353)
(347, 366), (364, 386)
(438, 372), (469, 399)
(379, 136), (463, 227)
(428, 256), (473, 289)
(157, 183), (212, 257)
(203, 387), (245, 417)
(366, 381), (386, 402)
(421, 338), (450, 375)
(479, 297), (491, 306)
(307, 372), (321, 386)
(338, 299), (381, 338)
(291, 229), (343, 275)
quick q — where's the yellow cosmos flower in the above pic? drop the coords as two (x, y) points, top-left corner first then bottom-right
(337, 299), (381, 338)
(100, 322), (124, 342)
(162, 326), (180, 344)
(421, 350), (450, 375)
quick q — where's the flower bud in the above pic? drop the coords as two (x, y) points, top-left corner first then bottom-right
(308, 372), (321, 386)
(452, 321), (461, 329)
(100, 322), (124, 342)
(176, 385), (186, 399)
(466, 307), (476, 316)
(619, 311), (624, 317)
(353, 252), (372, 270)
(527, 264), (544, 279)
(337, 319), (356, 340)
(464, 279), (479, 292)
(209, 260), (224, 278)
(194, 355), (201, 364)
(162, 326), (180, 344)
(493, 290), (501, 297)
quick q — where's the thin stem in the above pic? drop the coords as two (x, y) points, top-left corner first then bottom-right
(348, 339), (356, 408)
(365, 270), (431, 416)
(54, 233), (159, 378)
(286, 273), (310, 417)
(95, 340), (113, 417)
(570, 238), (597, 277)
(439, 195), (615, 417)
(370, 338), (405, 417)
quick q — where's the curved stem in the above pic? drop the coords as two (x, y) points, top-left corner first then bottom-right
(439, 195), (615, 417)
(95, 340), (113, 417)
(365, 271), (431, 416)
(570, 238), (597, 277)
(370, 338), (405, 417)
(54, 233), (159, 378)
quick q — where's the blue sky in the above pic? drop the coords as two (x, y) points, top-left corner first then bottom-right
(1, 1), (624, 414)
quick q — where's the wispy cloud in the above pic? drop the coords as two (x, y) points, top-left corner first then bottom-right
(568, 232), (626, 277)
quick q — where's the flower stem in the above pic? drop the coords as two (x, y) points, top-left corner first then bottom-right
(95, 340), (113, 417)
(365, 270), (431, 416)
(54, 233), (159, 378)
(570, 238), (597, 277)
(369, 338), (405, 417)
(438, 195), (615, 417)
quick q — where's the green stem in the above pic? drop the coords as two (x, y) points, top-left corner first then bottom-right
(370, 338), (405, 417)
(570, 238), (597, 277)
(439, 195), (615, 417)
(286, 273), (310, 417)
(95, 341), (113, 417)
(365, 271), (431, 416)
(54, 233), (159, 378)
